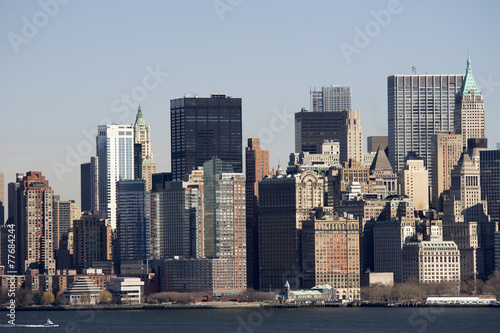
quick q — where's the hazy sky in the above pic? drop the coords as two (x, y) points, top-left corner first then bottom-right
(1, 0), (500, 208)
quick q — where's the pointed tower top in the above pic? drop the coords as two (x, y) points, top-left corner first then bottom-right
(460, 53), (481, 96)
(284, 280), (290, 288)
(134, 105), (147, 129)
(370, 146), (393, 172)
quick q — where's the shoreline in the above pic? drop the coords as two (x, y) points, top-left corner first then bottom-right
(0, 302), (497, 311)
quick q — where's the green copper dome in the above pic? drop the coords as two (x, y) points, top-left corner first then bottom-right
(134, 106), (147, 129)
(460, 53), (481, 96)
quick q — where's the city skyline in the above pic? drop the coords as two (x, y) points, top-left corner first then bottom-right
(2, 1), (500, 206)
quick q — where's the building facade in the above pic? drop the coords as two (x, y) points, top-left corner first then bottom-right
(442, 152), (498, 279)
(480, 150), (500, 223)
(97, 124), (134, 229)
(302, 214), (360, 300)
(399, 157), (429, 211)
(117, 180), (149, 260)
(15, 171), (56, 274)
(373, 219), (416, 283)
(170, 94), (242, 181)
(203, 158), (246, 291)
(454, 55), (485, 149)
(133, 106), (157, 192)
(73, 211), (112, 270)
(245, 138), (270, 290)
(339, 109), (363, 165)
(259, 171), (324, 291)
(310, 85), (352, 112)
(402, 241), (460, 284)
(80, 156), (99, 212)
(388, 74), (464, 182)
(431, 132), (463, 211)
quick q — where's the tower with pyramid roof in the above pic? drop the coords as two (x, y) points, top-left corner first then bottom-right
(454, 54), (485, 149)
(133, 106), (157, 192)
(369, 145), (398, 196)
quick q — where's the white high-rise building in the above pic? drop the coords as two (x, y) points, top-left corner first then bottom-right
(97, 124), (134, 229)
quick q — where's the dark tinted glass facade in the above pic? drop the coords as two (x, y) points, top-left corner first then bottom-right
(480, 150), (500, 222)
(171, 95), (242, 181)
(295, 110), (344, 154)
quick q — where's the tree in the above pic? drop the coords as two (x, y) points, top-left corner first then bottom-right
(55, 291), (66, 305)
(99, 291), (113, 304)
(40, 291), (55, 305)
(239, 289), (275, 302)
(33, 291), (43, 305)
(15, 290), (34, 306)
(81, 293), (91, 305)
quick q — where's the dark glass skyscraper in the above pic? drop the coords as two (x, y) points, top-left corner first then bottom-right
(170, 94), (242, 181)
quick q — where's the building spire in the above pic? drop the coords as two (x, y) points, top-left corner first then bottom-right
(460, 52), (481, 96)
(134, 105), (146, 129)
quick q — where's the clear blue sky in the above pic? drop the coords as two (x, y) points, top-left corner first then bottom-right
(1, 0), (499, 206)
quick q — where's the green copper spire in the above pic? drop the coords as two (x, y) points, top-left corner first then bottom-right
(134, 105), (147, 129)
(460, 53), (481, 96)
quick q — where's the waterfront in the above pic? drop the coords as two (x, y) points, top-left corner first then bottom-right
(1, 307), (499, 332)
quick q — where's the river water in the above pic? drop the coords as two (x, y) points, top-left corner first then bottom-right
(1, 307), (499, 332)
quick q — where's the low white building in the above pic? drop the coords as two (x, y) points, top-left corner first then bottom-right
(64, 276), (102, 305)
(107, 277), (144, 304)
(402, 241), (460, 284)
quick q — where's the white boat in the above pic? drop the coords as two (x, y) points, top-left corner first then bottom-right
(45, 319), (59, 327)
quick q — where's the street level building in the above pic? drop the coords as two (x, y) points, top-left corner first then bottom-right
(402, 241), (460, 284)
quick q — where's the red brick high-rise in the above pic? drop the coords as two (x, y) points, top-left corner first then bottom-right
(16, 171), (56, 275)
(245, 138), (270, 290)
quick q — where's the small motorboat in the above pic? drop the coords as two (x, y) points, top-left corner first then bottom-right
(44, 319), (59, 327)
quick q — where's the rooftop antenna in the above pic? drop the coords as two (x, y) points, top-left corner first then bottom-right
(412, 66), (417, 75)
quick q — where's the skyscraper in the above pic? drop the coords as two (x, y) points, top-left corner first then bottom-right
(0, 172), (4, 224)
(454, 55), (485, 149)
(158, 181), (202, 259)
(97, 124), (134, 229)
(388, 74), (464, 182)
(431, 132), (463, 211)
(295, 108), (361, 159)
(80, 156), (99, 212)
(442, 152), (497, 279)
(203, 158), (246, 290)
(133, 106), (157, 192)
(15, 171), (56, 274)
(7, 173), (23, 224)
(339, 109), (363, 164)
(259, 170), (324, 290)
(116, 179), (149, 260)
(245, 138), (270, 289)
(170, 94), (242, 181)
(73, 211), (112, 270)
(53, 196), (81, 251)
(310, 86), (352, 112)
(480, 150), (500, 223)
